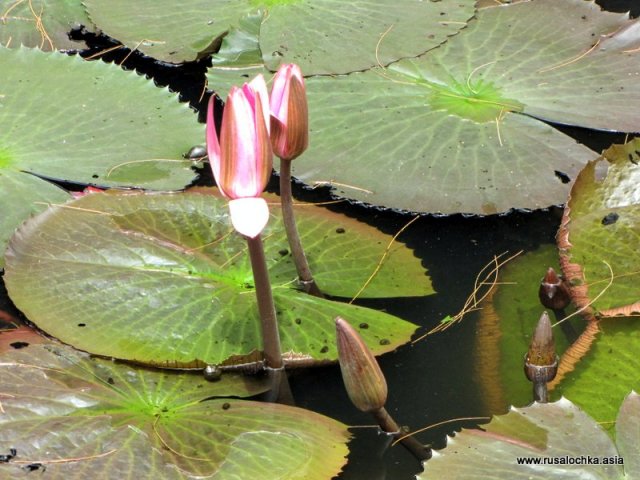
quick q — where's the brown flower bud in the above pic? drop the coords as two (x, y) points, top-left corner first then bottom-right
(335, 316), (387, 413)
(524, 311), (558, 384)
(538, 267), (571, 310)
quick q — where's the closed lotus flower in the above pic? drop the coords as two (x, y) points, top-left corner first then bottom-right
(206, 75), (273, 238)
(336, 316), (388, 413)
(270, 63), (309, 161)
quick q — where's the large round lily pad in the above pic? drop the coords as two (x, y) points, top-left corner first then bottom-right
(559, 139), (640, 316)
(285, 0), (640, 214)
(0, 336), (349, 479)
(4, 189), (427, 367)
(85, 0), (474, 70)
(0, 47), (203, 267)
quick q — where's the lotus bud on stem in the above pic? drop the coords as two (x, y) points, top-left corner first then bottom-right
(270, 63), (323, 298)
(524, 311), (558, 403)
(206, 77), (292, 403)
(335, 317), (431, 461)
(538, 267), (577, 343)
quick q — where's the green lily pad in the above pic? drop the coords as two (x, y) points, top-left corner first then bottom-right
(0, 0), (92, 51)
(207, 10), (267, 100)
(473, 246), (582, 412)
(85, 0), (474, 69)
(558, 140), (640, 316)
(0, 336), (349, 479)
(283, 0), (640, 214)
(0, 170), (70, 269)
(0, 47), (203, 267)
(420, 394), (637, 479)
(4, 189), (425, 367)
(556, 316), (640, 430)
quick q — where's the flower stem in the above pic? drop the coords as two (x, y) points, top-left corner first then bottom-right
(246, 234), (283, 369)
(279, 158), (323, 297)
(372, 407), (431, 461)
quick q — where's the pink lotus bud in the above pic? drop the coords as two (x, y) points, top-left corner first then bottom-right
(206, 75), (273, 237)
(207, 76), (272, 199)
(336, 316), (388, 413)
(270, 64), (309, 161)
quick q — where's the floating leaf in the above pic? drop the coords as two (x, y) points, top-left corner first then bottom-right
(553, 316), (640, 429)
(420, 395), (635, 479)
(558, 139), (640, 316)
(0, 171), (70, 269)
(0, 47), (203, 266)
(287, 0), (640, 214)
(86, 0), (474, 69)
(0, 337), (349, 479)
(0, 0), (92, 51)
(4, 189), (425, 366)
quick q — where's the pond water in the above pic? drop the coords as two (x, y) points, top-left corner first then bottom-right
(1, 1), (638, 478)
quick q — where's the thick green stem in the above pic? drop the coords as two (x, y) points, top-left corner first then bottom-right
(279, 158), (323, 297)
(246, 235), (283, 369)
(372, 407), (431, 461)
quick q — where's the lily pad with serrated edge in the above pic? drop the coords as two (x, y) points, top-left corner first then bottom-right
(419, 394), (639, 479)
(0, 334), (349, 480)
(0, 0), (93, 51)
(0, 47), (203, 267)
(558, 139), (640, 316)
(4, 189), (427, 367)
(268, 0), (640, 214)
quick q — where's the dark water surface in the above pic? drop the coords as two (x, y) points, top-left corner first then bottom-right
(2, 1), (639, 478)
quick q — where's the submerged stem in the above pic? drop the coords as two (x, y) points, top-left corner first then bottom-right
(246, 235), (283, 369)
(279, 158), (323, 297)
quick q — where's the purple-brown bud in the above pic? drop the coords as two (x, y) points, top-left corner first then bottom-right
(335, 316), (387, 413)
(538, 267), (571, 310)
(524, 311), (558, 384)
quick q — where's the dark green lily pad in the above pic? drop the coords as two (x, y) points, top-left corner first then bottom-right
(420, 394), (638, 479)
(558, 139), (640, 316)
(0, 47), (203, 267)
(281, 0), (640, 214)
(0, 335), (349, 479)
(85, 0), (474, 69)
(4, 189), (426, 367)
(0, 0), (92, 51)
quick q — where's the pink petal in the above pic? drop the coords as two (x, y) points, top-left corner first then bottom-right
(206, 95), (222, 184)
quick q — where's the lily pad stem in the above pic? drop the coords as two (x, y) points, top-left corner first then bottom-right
(372, 407), (431, 461)
(279, 158), (323, 297)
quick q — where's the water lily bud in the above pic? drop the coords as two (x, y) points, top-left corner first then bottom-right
(206, 76), (273, 200)
(206, 76), (273, 238)
(270, 63), (309, 161)
(524, 311), (558, 384)
(538, 267), (571, 310)
(335, 316), (387, 413)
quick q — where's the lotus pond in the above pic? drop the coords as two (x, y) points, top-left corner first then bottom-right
(1, 0), (640, 479)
